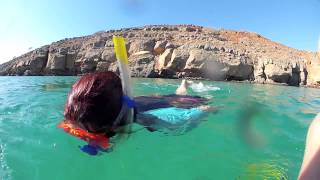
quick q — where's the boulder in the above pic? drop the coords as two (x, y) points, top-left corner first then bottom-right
(154, 48), (173, 71)
(108, 62), (120, 75)
(153, 40), (167, 55)
(96, 61), (110, 72)
(101, 48), (116, 62)
(46, 53), (66, 71)
(264, 63), (290, 84)
(29, 56), (47, 74)
(185, 26), (197, 32)
(92, 40), (105, 48)
(129, 52), (157, 77)
(132, 51), (151, 56)
(184, 49), (228, 80)
(84, 49), (103, 60)
(24, 70), (32, 76)
(165, 49), (189, 72)
(80, 59), (97, 73)
(165, 42), (175, 49)
(128, 39), (155, 55)
(227, 62), (254, 81)
(58, 47), (68, 55)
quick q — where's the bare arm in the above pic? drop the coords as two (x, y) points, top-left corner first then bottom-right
(299, 113), (320, 180)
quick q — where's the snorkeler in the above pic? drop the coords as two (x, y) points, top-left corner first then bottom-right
(58, 72), (214, 155)
(58, 36), (215, 155)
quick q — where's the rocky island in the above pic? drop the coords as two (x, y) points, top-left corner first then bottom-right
(0, 25), (319, 88)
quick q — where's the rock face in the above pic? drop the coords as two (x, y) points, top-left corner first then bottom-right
(305, 38), (320, 87)
(0, 24), (319, 88)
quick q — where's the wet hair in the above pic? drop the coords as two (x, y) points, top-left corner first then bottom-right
(64, 72), (123, 134)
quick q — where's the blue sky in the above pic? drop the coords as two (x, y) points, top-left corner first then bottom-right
(0, 0), (319, 64)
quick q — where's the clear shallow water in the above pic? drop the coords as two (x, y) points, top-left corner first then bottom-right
(0, 77), (320, 180)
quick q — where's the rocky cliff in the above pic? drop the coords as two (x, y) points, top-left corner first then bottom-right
(0, 25), (319, 87)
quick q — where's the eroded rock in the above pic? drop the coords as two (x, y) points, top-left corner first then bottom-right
(128, 39), (155, 55)
(0, 25), (317, 88)
(96, 61), (110, 72)
(184, 49), (228, 80)
(46, 53), (66, 74)
(155, 48), (173, 72)
(101, 48), (116, 62)
(153, 40), (167, 55)
(129, 52), (157, 77)
(166, 49), (189, 72)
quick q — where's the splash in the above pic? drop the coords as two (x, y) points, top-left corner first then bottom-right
(189, 82), (221, 92)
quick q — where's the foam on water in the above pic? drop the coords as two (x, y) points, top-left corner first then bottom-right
(190, 82), (221, 92)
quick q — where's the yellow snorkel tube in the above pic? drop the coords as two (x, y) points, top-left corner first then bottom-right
(112, 36), (134, 129)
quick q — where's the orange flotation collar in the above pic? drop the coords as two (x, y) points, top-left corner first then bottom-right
(58, 121), (110, 149)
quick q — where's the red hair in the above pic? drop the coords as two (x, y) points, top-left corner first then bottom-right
(64, 72), (123, 134)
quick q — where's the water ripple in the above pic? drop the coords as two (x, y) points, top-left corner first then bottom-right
(0, 143), (11, 180)
(0, 77), (319, 179)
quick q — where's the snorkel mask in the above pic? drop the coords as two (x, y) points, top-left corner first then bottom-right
(58, 121), (110, 155)
(58, 36), (135, 155)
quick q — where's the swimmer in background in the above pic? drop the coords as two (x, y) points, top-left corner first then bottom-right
(58, 72), (217, 155)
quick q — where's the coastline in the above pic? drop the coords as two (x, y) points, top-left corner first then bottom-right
(1, 75), (319, 89)
(0, 24), (319, 88)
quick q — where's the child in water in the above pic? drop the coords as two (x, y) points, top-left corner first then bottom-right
(58, 72), (214, 155)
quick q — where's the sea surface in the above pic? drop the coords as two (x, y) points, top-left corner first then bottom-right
(0, 76), (320, 180)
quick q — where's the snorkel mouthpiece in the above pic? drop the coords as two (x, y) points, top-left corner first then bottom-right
(80, 144), (99, 156)
(122, 95), (135, 108)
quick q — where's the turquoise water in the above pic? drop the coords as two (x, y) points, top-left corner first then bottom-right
(0, 77), (320, 180)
